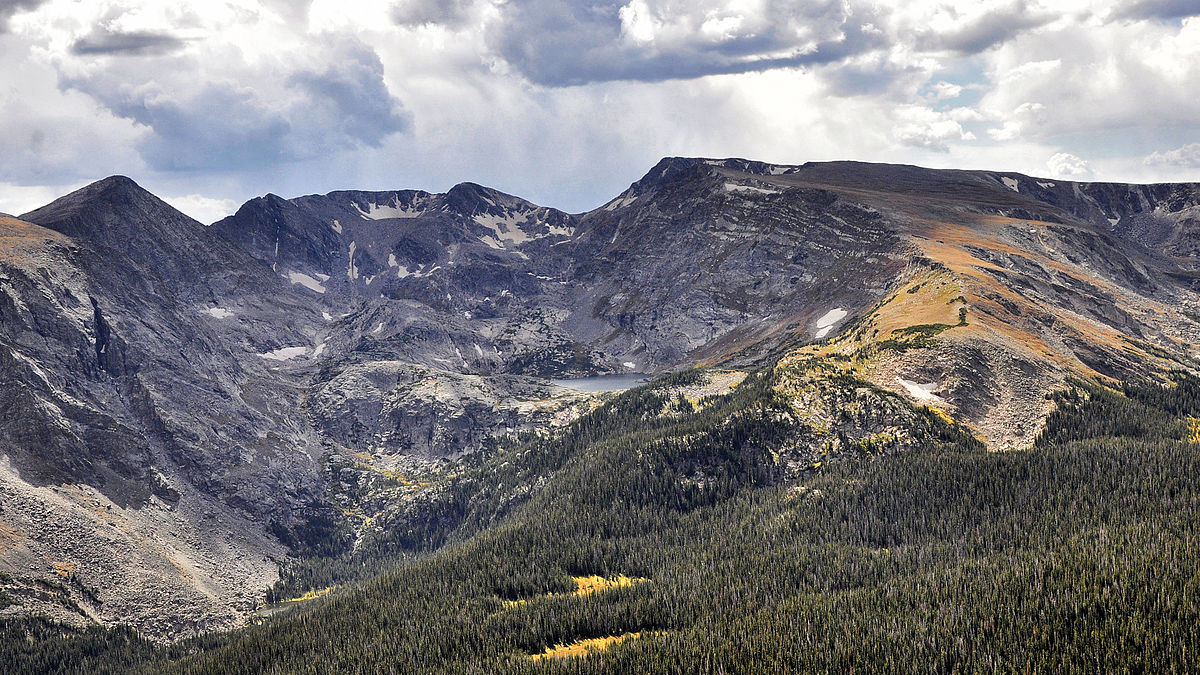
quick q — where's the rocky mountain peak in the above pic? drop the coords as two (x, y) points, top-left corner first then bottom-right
(21, 174), (198, 242)
(627, 156), (716, 193)
(443, 181), (529, 217)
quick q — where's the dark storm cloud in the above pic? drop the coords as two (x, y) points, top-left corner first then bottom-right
(1113, 0), (1200, 21)
(0, 0), (46, 32)
(98, 84), (295, 171)
(62, 43), (408, 172)
(288, 45), (412, 149)
(487, 0), (887, 86)
(917, 2), (1052, 54)
(71, 27), (187, 56)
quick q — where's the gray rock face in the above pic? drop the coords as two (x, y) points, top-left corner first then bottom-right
(0, 181), (329, 638)
(2, 157), (1199, 638)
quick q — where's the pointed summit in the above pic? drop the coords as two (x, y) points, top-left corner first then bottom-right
(21, 174), (280, 300)
(21, 174), (200, 242)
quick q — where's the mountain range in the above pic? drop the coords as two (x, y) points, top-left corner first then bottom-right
(1, 157), (1198, 661)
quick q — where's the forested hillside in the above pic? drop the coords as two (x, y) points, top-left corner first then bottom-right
(6, 361), (1199, 673)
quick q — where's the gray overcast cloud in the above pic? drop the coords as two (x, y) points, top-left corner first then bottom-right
(0, 0), (1197, 222)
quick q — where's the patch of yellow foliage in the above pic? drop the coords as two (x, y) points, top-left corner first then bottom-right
(529, 633), (640, 661)
(502, 575), (648, 609)
(1188, 417), (1200, 444)
(572, 574), (646, 596)
(282, 586), (334, 603)
(927, 406), (956, 426)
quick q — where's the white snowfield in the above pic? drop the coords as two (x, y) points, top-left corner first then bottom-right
(203, 307), (233, 319)
(259, 346), (308, 361)
(724, 183), (779, 195)
(896, 377), (943, 402)
(355, 196), (423, 220)
(475, 212), (532, 247)
(1001, 177), (1020, 192)
(285, 271), (327, 293)
(813, 307), (848, 339)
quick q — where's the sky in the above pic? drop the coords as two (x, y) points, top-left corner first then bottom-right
(0, 0), (1198, 222)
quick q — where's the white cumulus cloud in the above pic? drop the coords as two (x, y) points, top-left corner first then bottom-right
(1046, 152), (1092, 178)
(1144, 143), (1200, 168)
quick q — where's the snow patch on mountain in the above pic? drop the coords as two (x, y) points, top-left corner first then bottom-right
(475, 212), (531, 247)
(813, 307), (848, 338)
(896, 378), (943, 402)
(1001, 177), (1020, 192)
(203, 307), (234, 319)
(259, 346), (308, 361)
(285, 271), (327, 293)
(725, 183), (780, 195)
(355, 196), (423, 220)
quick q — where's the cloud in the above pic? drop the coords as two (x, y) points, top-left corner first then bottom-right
(391, 0), (474, 27)
(893, 106), (976, 152)
(160, 192), (239, 223)
(287, 44), (412, 149)
(821, 54), (922, 97)
(923, 2), (1052, 54)
(927, 80), (964, 101)
(1046, 152), (1092, 178)
(1113, 0), (1200, 22)
(71, 27), (186, 55)
(0, 31), (147, 185)
(1144, 142), (1200, 168)
(2, 0), (1199, 221)
(0, 0), (45, 32)
(487, 0), (887, 86)
(59, 34), (408, 172)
